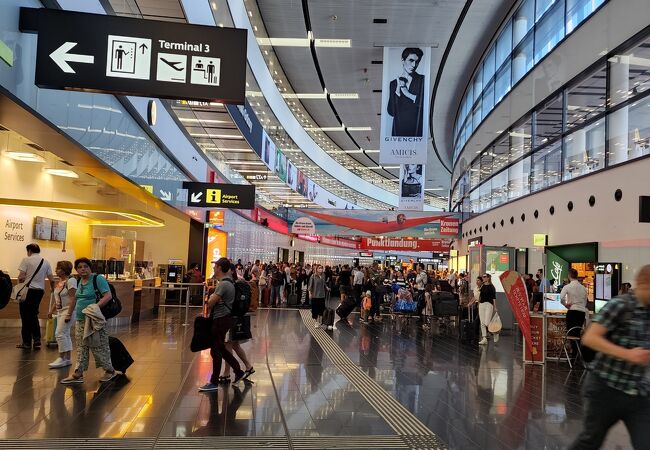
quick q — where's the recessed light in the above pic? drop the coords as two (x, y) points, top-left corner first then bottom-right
(4, 151), (45, 162)
(44, 168), (78, 178)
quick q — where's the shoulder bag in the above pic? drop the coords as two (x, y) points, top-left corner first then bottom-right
(11, 258), (44, 302)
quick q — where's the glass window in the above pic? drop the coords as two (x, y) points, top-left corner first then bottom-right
(461, 92), (470, 122)
(513, 0), (534, 46)
(531, 140), (562, 192)
(534, 0), (565, 63)
(483, 81), (495, 115)
(463, 119), (472, 146)
(492, 135), (510, 174)
(472, 102), (482, 131)
(491, 170), (508, 207)
(473, 72), (483, 99)
(470, 188), (480, 213)
(480, 151), (493, 182)
(479, 180), (492, 212)
(536, 0), (558, 20)
(534, 93), (563, 147)
(566, 0), (605, 33)
(510, 117), (533, 161)
(508, 156), (531, 200)
(608, 100), (650, 166)
(483, 46), (496, 86)
(495, 60), (512, 104)
(496, 20), (513, 69)
(512, 34), (534, 84)
(470, 159), (481, 190)
(563, 120), (605, 180)
(609, 36), (650, 108)
(566, 64), (606, 130)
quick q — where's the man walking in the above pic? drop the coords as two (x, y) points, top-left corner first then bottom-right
(199, 258), (245, 392)
(569, 265), (650, 450)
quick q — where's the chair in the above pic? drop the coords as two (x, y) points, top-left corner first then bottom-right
(559, 326), (586, 369)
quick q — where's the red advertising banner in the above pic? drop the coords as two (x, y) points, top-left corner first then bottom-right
(319, 236), (360, 249)
(500, 271), (535, 357)
(439, 218), (460, 236)
(524, 315), (545, 363)
(360, 237), (451, 252)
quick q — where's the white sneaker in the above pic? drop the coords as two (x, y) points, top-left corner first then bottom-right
(49, 357), (71, 369)
(493, 333), (500, 343)
(479, 338), (488, 345)
(327, 325), (333, 330)
(314, 323), (321, 328)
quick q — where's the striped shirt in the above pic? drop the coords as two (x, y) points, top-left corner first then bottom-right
(591, 294), (650, 396)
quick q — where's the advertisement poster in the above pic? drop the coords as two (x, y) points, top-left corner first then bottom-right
(500, 271), (535, 359)
(287, 160), (298, 190)
(261, 130), (276, 172)
(547, 250), (569, 288)
(288, 209), (460, 238)
(546, 316), (567, 360)
(275, 147), (287, 182)
(399, 164), (425, 211)
(205, 228), (227, 279)
(308, 180), (320, 203)
(361, 237), (451, 252)
(524, 315), (545, 364)
(379, 46), (430, 165)
(296, 170), (308, 196)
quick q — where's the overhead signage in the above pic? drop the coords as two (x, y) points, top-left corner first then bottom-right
(183, 182), (255, 209)
(288, 209), (461, 238)
(20, 7), (247, 103)
(379, 46), (431, 165)
(359, 252), (374, 257)
(242, 173), (268, 181)
(360, 237), (451, 252)
(207, 210), (225, 228)
(385, 255), (398, 261)
(533, 233), (548, 247)
(468, 236), (483, 247)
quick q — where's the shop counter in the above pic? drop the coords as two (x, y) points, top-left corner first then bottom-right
(0, 279), (53, 327)
(524, 311), (592, 364)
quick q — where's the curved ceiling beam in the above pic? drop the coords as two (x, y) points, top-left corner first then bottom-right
(226, 0), (399, 206)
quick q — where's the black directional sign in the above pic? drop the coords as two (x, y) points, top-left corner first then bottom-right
(183, 182), (256, 209)
(19, 7), (247, 103)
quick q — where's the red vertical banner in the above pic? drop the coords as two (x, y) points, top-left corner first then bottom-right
(524, 315), (545, 363)
(500, 271), (534, 355)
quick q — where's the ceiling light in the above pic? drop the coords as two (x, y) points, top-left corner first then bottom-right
(44, 168), (79, 178)
(4, 151), (45, 162)
(179, 118), (229, 124)
(343, 149), (363, 154)
(347, 126), (372, 131)
(257, 37), (310, 47)
(330, 93), (360, 99)
(314, 38), (351, 47)
(424, 188), (446, 191)
(364, 149), (380, 153)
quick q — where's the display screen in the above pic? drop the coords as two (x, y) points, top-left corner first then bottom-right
(33, 216), (52, 240)
(51, 220), (67, 241)
(544, 293), (567, 313)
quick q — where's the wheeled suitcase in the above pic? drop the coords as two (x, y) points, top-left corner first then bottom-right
(287, 284), (298, 306)
(45, 317), (57, 347)
(109, 336), (134, 374)
(459, 304), (479, 344)
(322, 308), (335, 327)
(336, 298), (356, 319)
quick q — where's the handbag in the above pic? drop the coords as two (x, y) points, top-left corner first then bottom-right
(92, 275), (122, 319)
(230, 315), (252, 341)
(488, 311), (502, 333)
(191, 314), (214, 352)
(11, 258), (44, 302)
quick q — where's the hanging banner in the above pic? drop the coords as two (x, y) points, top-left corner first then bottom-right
(379, 46), (430, 165)
(361, 237), (451, 252)
(399, 164), (425, 211)
(500, 271), (535, 358)
(288, 209), (460, 238)
(261, 130), (276, 172)
(275, 147), (287, 182)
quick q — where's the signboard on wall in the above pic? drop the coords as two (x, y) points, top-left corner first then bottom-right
(205, 228), (227, 279)
(183, 182), (255, 209)
(379, 46), (430, 164)
(360, 237), (451, 252)
(20, 7), (247, 103)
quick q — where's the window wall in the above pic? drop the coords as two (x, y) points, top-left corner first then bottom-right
(452, 0), (608, 163)
(451, 31), (650, 215)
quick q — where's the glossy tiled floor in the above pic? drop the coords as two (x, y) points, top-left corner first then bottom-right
(0, 301), (633, 449)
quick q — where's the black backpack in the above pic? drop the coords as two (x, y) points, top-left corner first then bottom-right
(0, 270), (12, 310)
(222, 277), (251, 317)
(92, 274), (122, 319)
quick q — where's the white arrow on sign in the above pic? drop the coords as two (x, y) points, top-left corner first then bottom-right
(159, 190), (172, 201)
(50, 42), (94, 73)
(190, 192), (203, 203)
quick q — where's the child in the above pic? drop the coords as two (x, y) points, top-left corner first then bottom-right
(360, 291), (372, 322)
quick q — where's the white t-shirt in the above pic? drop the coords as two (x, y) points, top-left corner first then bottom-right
(560, 280), (588, 312)
(18, 254), (53, 290)
(54, 277), (77, 309)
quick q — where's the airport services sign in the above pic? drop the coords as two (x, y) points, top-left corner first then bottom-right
(19, 7), (247, 103)
(183, 182), (255, 209)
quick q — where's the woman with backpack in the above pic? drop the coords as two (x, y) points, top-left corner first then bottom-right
(61, 258), (119, 384)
